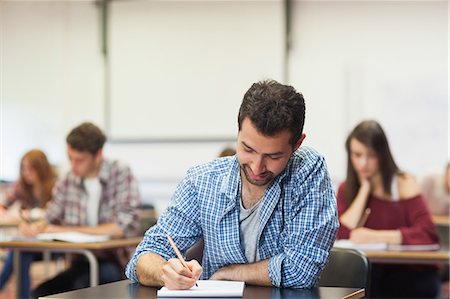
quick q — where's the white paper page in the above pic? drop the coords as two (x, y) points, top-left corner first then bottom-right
(334, 239), (441, 251)
(157, 280), (245, 297)
(387, 243), (440, 251)
(333, 239), (388, 251)
(36, 232), (110, 243)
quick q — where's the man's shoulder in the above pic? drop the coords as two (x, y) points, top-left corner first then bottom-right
(101, 159), (133, 175)
(285, 146), (328, 184)
(187, 156), (237, 176)
(291, 146), (325, 169)
(102, 159), (130, 170)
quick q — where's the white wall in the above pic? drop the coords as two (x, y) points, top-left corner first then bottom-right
(109, 0), (284, 140)
(0, 1), (104, 177)
(1, 0), (447, 214)
(289, 1), (448, 182)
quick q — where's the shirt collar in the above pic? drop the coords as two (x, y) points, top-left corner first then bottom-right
(221, 155), (292, 213)
(73, 159), (108, 187)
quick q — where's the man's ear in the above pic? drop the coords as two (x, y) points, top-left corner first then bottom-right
(95, 148), (103, 163)
(293, 133), (306, 152)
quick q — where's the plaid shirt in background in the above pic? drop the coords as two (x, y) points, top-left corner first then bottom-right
(46, 159), (141, 262)
(126, 146), (338, 288)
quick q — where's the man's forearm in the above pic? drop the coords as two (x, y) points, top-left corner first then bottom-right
(136, 252), (167, 286)
(210, 259), (272, 286)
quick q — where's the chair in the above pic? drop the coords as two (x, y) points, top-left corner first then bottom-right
(319, 247), (370, 294)
(185, 239), (204, 265)
(186, 240), (370, 294)
(138, 204), (158, 235)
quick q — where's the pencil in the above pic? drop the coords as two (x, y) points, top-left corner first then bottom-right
(357, 208), (371, 228)
(167, 236), (198, 287)
(19, 209), (32, 224)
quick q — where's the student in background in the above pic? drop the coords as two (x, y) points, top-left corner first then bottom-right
(421, 162), (450, 215)
(336, 120), (440, 298)
(0, 149), (56, 299)
(20, 122), (141, 298)
(126, 79), (338, 289)
(218, 146), (236, 157)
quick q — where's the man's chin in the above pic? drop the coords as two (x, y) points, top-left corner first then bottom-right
(246, 176), (273, 187)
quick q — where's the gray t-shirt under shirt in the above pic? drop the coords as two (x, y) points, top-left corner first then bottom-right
(239, 198), (263, 263)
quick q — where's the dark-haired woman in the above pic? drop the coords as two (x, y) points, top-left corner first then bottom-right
(336, 120), (440, 298)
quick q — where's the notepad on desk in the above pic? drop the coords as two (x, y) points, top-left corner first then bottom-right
(334, 239), (440, 251)
(157, 280), (245, 297)
(36, 232), (110, 243)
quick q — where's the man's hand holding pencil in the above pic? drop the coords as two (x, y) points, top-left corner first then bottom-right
(162, 236), (203, 290)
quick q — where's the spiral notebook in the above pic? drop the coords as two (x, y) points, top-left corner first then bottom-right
(157, 280), (245, 297)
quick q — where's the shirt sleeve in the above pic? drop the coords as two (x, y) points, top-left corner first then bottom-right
(45, 178), (66, 225)
(399, 195), (440, 245)
(4, 182), (21, 208)
(125, 175), (202, 282)
(267, 156), (339, 288)
(110, 164), (141, 238)
(336, 183), (351, 239)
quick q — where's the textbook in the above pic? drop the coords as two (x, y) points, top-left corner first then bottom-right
(334, 239), (440, 251)
(36, 232), (110, 243)
(157, 280), (245, 297)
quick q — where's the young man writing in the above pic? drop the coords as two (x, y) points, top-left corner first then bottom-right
(126, 80), (338, 289)
(21, 122), (141, 298)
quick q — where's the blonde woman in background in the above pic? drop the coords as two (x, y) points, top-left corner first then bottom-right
(0, 149), (56, 298)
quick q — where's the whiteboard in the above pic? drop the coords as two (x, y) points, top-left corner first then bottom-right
(109, 1), (284, 140)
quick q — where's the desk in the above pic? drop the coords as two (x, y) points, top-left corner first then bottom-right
(41, 279), (365, 299)
(0, 237), (142, 299)
(364, 249), (449, 265)
(432, 215), (450, 249)
(432, 215), (450, 226)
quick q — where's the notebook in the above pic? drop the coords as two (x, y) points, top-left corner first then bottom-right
(36, 232), (110, 243)
(334, 239), (440, 251)
(334, 239), (388, 251)
(157, 280), (245, 297)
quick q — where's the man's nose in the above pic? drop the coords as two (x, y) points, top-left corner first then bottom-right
(252, 156), (265, 174)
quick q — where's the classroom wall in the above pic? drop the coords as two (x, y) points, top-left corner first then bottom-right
(1, 0), (447, 214)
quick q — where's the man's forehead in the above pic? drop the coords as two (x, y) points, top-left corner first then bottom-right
(67, 147), (93, 158)
(239, 121), (292, 154)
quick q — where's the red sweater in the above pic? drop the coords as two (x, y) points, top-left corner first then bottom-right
(336, 182), (439, 245)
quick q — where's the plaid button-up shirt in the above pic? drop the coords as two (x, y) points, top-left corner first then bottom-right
(126, 147), (338, 288)
(46, 159), (141, 254)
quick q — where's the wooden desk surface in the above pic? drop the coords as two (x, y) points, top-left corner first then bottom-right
(433, 214), (450, 226)
(0, 219), (20, 227)
(0, 236), (142, 250)
(42, 279), (365, 299)
(364, 249), (449, 264)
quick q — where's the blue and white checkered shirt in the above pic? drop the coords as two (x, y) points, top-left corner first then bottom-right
(126, 146), (338, 288)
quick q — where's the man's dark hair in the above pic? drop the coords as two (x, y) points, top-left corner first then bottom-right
(238, 79), (305, 147)
(66, 122), (107, 155)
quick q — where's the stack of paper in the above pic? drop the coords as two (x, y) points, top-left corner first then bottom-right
(157, 280), (245, 297)
(334, 239), (441, 251)
(36, 232), (110, 243)
(334, 239), (387, 251)
(387, 243), (440, 251)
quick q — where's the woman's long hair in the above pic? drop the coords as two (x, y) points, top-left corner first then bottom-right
(18, 149), (56, 208)
(344, 120), (399, 206)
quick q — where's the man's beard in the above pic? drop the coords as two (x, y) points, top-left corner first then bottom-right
(241, 164), (274, 187)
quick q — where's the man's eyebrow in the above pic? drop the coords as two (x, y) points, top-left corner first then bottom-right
(241, 141), (284, 156)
